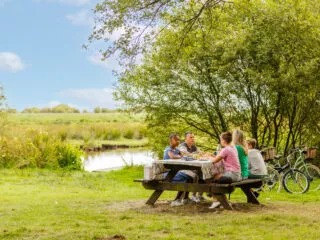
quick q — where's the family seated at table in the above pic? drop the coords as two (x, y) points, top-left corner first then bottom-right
(163, 130), (267, 208)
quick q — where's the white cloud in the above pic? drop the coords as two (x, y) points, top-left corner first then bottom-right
(88, 53), (121, 71)
(66, 10), (93, 26)
(59, 88), (121, 109)
(0, 52), (25, 72)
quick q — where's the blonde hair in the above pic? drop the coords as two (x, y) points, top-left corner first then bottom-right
(232, 129), (248, 155)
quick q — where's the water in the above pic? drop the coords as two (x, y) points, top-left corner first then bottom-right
(83, 149), (156, 172)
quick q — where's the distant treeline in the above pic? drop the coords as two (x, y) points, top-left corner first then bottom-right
(7, 105), (123, 114)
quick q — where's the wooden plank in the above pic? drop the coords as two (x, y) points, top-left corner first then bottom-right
(230, 179), (265, 186)
(142, 181), (234, 194)
(135, 179), (264, 188)
(214, 194), (233, 210)
(146, 190), (163, 205)
(239, 185), (260, 204)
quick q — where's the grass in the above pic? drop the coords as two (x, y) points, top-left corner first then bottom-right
(1, 166), (320, 240)
(4, 113), (148, 148)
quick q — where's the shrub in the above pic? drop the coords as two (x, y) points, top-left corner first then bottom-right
(123, 129), (134, 139)
(103, 129), (121, 140)
(55, 143), (83, 170)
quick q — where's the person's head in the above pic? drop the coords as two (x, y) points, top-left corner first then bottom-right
(169, 134), (180, 148)
(232, 129), (246, 147)
(220, 131), (232, 147)
(246, 138), (257, 150)
(185, 131), (195, 146)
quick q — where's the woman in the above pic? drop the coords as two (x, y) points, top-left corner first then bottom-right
(233, 129), (249, 179)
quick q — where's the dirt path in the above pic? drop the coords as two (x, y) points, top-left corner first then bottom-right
(106, 199), (320, 217)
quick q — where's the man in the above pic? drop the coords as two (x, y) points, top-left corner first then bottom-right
(179, 131), (201, 155)
(179, 131), (206, 203)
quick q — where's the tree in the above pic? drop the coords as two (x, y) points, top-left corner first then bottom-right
(51, 104), (80, 113)
(88, 0), (233, 66)
(94, 107), (101, 113)
(7, 108), (17, 114)
(93, 0), (320, 155)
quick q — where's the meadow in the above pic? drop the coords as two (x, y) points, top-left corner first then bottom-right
(1, 166), (320, 240)
(0, 113), (148, 169)
(6, 113), (148, 147)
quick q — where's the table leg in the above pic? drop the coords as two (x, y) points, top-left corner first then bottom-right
(214, 194), (233, 210)
(164, 169), (178, 182)
(146, 190), (164, 205)
(240, 185), (260, 204)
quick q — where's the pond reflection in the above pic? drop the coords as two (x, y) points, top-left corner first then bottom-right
(83, 149), (156, 172)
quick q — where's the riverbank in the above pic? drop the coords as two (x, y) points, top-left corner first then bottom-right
(1, 167), (320, 239)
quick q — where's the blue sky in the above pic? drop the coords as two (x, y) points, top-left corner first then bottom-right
(0, 0), (121, 111)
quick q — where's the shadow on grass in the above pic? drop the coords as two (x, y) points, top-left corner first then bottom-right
(105, 199), (269, 216)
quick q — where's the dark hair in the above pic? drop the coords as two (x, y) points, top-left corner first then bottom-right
(169, 134), (179, 140)
(247, 138), (257, 148)
(220, 131), (232, 144)
(185, 131), (194, 137)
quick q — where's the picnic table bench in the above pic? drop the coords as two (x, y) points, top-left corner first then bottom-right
(135, 159), (264, 210)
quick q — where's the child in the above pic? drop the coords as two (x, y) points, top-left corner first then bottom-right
(247, 139), (267, 178)
(209, 131), (241, 208)
(163, 134), (193, 206)
(233, 129), (249, 179)
(163, 134), (182, 160)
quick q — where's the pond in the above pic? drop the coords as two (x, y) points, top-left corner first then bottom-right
(82, 149), (156, 172)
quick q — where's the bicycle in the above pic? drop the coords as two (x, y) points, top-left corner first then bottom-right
(262, 152), (310, 194)
(290, 147), (320, 192)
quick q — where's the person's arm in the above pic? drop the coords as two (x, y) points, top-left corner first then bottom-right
(179, 145), (192, 156)
(211, 155), (223, 163)
(210, 148), (226, 163)
(168, 150), (182, 159)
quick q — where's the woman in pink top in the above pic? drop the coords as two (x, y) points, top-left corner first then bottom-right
(208, 131), (241, 209)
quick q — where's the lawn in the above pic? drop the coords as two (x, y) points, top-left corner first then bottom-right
(1, 167), (319, 240)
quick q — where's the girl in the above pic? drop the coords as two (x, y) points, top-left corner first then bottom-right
(209, 131), (241, 208)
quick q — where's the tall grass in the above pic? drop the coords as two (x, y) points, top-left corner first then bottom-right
(0, 113), (148, 170)
(0, 129), (83, 170)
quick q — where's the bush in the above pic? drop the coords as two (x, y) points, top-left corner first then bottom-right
(123, 129), (134, 139)
(103, 129), (121, 140)
(55, 143), (83, 170)
(0, 131), (83, 170)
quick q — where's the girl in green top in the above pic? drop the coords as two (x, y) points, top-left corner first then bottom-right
(233, 129), (249, 179)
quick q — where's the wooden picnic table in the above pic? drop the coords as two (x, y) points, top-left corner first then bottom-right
(135, 159), (264, 210)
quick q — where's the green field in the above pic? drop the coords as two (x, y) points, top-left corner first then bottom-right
(5, 113), (148, 148)
(1, 167), (320, 240)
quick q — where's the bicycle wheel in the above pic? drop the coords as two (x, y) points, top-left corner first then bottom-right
(299, 164), (320, 191)
(282, 169), (309, 194)
(263, 166), (280, 191)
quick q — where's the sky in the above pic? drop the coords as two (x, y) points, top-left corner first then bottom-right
(0, 0), (121, 111)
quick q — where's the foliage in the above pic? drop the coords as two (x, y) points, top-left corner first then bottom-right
(7, 108), (17, 113)
(1, 113), (148, 168)
(55, 142), (83, 170)
(94, 106), (101, 113)
(0, 130), (83, 170)
(100, 0), (320, 155)
(22, 104), (80, 113)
